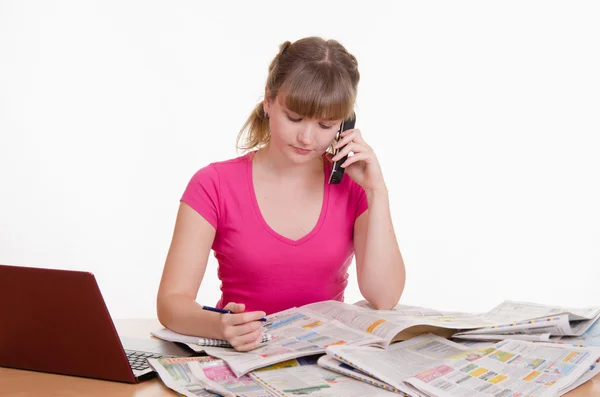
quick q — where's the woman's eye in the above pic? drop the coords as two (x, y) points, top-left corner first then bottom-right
(286, 115), (333, 129)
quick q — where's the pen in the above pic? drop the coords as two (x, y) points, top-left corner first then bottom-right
(202, 305), (268, 322)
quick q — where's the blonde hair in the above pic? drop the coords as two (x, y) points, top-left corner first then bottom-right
(236, 37), (360, 153)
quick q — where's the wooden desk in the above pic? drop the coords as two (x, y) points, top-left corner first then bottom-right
(1, 319), (599, 396)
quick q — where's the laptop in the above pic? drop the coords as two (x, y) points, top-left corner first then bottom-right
(0, 264), (194, 383)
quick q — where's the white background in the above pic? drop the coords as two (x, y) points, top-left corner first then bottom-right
(1, 1), (598, 319)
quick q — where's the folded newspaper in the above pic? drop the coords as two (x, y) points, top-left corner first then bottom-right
(451, 300), (600, 342)
(353, 299), (600, 343)
(145, 299), (600, 396)
(249, 354), (400, 396)
(148, 354), (401, 397)
(324, 333), (600, 397)
(147, 355), (274, 397)
(147, 335), (600, 397)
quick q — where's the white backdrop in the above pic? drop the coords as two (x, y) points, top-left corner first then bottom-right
(1, 1), (599, 319)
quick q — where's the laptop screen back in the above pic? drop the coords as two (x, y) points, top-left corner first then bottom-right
(0, 265), (136, 383)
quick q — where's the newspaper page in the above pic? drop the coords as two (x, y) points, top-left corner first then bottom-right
(403, 339), (600, 397)
(147, 356), (227, 397)
(559, 357), (600, 395)
(187, 356), (276, 397)
(352, 300), (497, 328)
(452, 339), (496, 351)
(203, 306), (382, 377)
(570, 315), (600, 336)
(355, 299), (600, 336)
(326, 334), (473, 396)
(455, 313), (600, 339)
(481, 300), (600, 323)
(249, 355), (399, 396)
(554, 317), (600, 347)
(316, 355), (407, 395)
(453, 314), (573, 340)
(353, 299), (600, 341)
(543, 324), (600, 395)
(148, 356), (275, 397)
(453, 332), (563, 343)
(306, 301), (496, 345)
(354, 301), (483, 318)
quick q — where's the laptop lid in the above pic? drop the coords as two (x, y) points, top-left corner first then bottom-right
(0, 264), (189, 383)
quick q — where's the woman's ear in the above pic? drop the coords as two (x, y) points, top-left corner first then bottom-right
(263, 86), (271, 114)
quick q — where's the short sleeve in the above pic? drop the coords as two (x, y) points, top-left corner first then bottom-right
(180, 164), (220, 229)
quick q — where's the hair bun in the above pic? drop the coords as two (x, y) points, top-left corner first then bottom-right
(279, 41), (291, 56)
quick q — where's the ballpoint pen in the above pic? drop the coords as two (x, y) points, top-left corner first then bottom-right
(202, 305), (268, 322)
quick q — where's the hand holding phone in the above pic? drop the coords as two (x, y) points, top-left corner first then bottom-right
(328, 113), (356, 184)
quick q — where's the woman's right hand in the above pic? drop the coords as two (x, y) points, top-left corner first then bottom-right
(219, 302), (267, 352)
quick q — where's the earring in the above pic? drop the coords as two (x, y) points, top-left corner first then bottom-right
(265, 112), (270, 119)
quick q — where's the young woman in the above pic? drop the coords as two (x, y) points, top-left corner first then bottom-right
(157, 37), (405, 351)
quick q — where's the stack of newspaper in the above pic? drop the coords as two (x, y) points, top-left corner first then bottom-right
(149, 299), (600, 396)
(320, 333), (600, 397)
(148, 334), (600, 397)
(449, 300), (600, 344)
(350, 299), (600, 344)
(148, 354), (403, 396)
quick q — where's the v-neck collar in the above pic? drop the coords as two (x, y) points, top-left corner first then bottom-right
(246, 152), (330, 246)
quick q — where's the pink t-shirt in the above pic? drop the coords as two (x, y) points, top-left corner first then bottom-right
(181, 152), (368, 315)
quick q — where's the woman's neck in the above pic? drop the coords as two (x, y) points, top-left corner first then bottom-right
(253, 145), (324, 183)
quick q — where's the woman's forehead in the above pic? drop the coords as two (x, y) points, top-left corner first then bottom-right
(276, 94), (343, 121)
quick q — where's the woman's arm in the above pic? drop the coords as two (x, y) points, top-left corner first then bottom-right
(157, 202), (265, 350)
(353, 189), (406, 310)
(157, 202), (223, 338)
(329, 126), (406, 310)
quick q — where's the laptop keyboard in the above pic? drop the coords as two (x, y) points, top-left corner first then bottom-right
(124, 349), (166, 372)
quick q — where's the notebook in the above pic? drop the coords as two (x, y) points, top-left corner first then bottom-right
(151, 327), (273, 350)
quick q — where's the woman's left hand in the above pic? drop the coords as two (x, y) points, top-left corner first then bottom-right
(328, 128), (387, 192)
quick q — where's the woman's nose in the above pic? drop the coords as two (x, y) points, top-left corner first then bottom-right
(297, 124), (315, 145)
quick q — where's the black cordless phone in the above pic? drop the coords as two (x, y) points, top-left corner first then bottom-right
(328, 113), (356, 184)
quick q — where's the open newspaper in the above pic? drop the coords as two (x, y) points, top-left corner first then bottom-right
(155, 299), (598, 380)
(202, 300), (497, 377)
(147, 354), (401, 397)
(147, 355), (274, 397)
(452, 335), (600, 387)
(249, 354), (399, 396)
(554, 318), (600, 347)
(451, 300), (600, 342)
(317, 355), (407, 394)
(200, 299), (600, 377)
(325, 334), (600, 397)
(354, 299), (600, 343)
